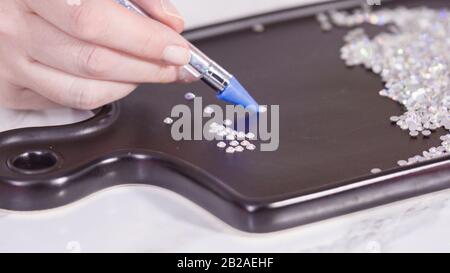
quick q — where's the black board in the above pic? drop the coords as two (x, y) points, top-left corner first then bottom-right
(0, 0), (449, 232)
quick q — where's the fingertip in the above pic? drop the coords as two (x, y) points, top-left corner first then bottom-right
(162, 45), (190, 66)
(160, 0), (185, 33)
(177, 67), (200, 83)
(171, 17), (185, 34)
(135, 0), (185, 33)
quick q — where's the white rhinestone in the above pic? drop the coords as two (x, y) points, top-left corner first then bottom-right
(397, 160), (408, 166)
(379, 90), (388, 96)
(184, 92), (196, 100)
(389, 116), (400, 122)
(217, 141), (226, 148)
(328, 6), (450, 166)
(217, 131), (227, 137)
(370, 168), (382, 174)
(246, 132), (256, 139)
(236, 132), (246, 139)
(224, 119), (232, 126)
(229, 140), (239, 147)
(225, 147), (235, 154)
(204, 106), (214, 114)
(235, 146), (244, 152)
(252, 24), (265, 33)
(163, 117), (173, 125)
(240, 140), (250, 146)
(226, 134), (235, 141)
(246, 144), (256, 151)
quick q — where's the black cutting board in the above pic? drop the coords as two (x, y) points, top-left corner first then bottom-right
(0, 0), (449, 232)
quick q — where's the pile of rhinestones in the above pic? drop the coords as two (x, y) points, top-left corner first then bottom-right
(317, 5), (450, 166)
(164, 92), (258, 154)
(207, 121), (257, 154)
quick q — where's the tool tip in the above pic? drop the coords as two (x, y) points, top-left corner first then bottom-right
(217, 77), (259, 112)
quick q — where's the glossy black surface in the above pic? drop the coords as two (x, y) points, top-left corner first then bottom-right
(0, 0), (449, 232)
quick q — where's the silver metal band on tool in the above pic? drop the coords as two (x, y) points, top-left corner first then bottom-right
(115, 0), (232, 92)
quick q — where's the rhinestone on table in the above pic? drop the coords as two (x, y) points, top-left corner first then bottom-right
(163, 117), (173, 125)
(316, 13), (332, 31)
(184, 92), (196, 100)
(225, 147), (235, 154)
(246, 132), (256, 139)
(226, 134), (235, 141)
(217, 131), (227, 137)
(397, 160), (408, 166)
(204, 106), (214, 114)
(389, 116), (400, 122)
(324, 6), (450, 166)
(236, 132), (246, 140)
(224, 119), (233, 126)
(252, 24), (265, 33)
(217, 141), (226, 148)
(235, 146), (244, 152)
(370, 168), (382, 174)
(240, 140), (250, 146)
(209, 123), (220, 131)
(246, 144), (256, 151)
(229, 140), (239, 147)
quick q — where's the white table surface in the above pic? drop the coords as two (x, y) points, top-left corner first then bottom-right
(0, 0), (449, 253)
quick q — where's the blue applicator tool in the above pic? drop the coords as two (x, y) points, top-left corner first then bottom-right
(115, 0), (259, 111)
(186, 45), (259, 111)
(217, 77), (259, 111)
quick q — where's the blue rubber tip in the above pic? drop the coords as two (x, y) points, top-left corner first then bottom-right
(217, 77), (259, 111)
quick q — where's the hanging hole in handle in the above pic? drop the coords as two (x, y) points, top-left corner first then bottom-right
(7, 150), (61, 175)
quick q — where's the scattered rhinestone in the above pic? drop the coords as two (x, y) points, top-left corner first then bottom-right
(246, 132), (256, 139)
(324, 6), (450, 166)
(225, 147), (235, 154)
(246, 144), (256, 151)
(224, 119), (233, 126)
(240, 140), (250, 147)
(184, 92), (196, 100)
(252, 24), (265, 33)
(163, 117), (173, 125)
(370, 168), (382, 174)
(164, 94), (259, 154)
(207, 120), (258, 153)
(316, 12), (333, 31)
(226, 134), (235, 141)
(229, 140), (239, 147)
(204, 106), (215, 115)
(217, 141), (226, 148)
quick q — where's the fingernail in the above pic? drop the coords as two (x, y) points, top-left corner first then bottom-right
(161, 0), (184, 20)
(162, 45), (190, 66)
(178, 67), (198, 83)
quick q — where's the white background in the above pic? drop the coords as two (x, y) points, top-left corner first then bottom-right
(174, 0), (329, 28)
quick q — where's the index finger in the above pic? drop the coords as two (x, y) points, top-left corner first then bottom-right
(133, 0), (185, 33)
(23, 0), (191, 66)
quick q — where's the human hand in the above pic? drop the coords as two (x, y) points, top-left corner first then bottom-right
(0, 0), (193, 110)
